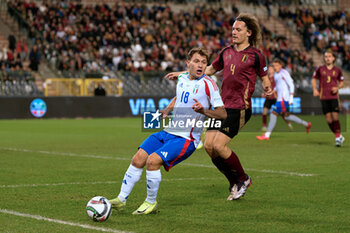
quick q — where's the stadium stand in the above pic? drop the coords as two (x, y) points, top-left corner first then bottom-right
(1, 0), (348, 96)
(277, 6), (350, 71)
(0, 23), (40, 96)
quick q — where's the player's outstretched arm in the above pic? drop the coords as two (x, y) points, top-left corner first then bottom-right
(192, 99), (226, 120)
(260, 75), (273, 97)
(164, 71), (186, 80)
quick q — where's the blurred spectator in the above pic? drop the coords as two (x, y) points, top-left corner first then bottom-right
(16, 36), (28, 61)
(8, 33), (16, 51)
(265, 0), (272, 20)
(29, 45), (40, 71)
(94, 83), (106, 96)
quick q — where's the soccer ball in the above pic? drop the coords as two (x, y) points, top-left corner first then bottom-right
(86, 196), (112, 222)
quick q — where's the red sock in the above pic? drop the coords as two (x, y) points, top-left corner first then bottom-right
(328, 122), (335, 133)
(211, 157), (237, 186)
(262, 115), (267, 126)
(223, 151), (246, 181)
(333, 120), (341, 137)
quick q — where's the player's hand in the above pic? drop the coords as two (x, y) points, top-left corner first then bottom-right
(263, 86), (273, 97)
(261, 93), (266, 98)
(192, 99), (204, 114)
(331, 86), (339, 94)
(164, 72), (181, 80)
(289, 95), (293, 105)
(160, 109), (169, 119)
(313, 89), (320, 97)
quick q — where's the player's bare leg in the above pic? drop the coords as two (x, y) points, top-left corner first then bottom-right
(212, 132), (251, 200)
(204, 130), (217, 158)
(111, 149), (148, 210)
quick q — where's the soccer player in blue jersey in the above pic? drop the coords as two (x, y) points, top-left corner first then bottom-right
(109, 47), (226, 214)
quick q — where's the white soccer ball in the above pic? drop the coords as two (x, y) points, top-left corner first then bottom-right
(86, 196), (112, 222)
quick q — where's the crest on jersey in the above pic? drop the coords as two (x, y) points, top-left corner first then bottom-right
(242, 55), (248, 63)
(179, 83), (183, 88)
(322, 71), (326, 75)
(332, 71), (336, 76)
(193, 84), (199, 94)
(225, 54), (232, 60)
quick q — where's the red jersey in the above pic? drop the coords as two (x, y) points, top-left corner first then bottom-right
(266, 75), (277, 100)
(312, 65), (344, 100)
(212, 45), (267, 109)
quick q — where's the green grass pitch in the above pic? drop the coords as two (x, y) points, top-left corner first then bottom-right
(0, 115), (349, 233)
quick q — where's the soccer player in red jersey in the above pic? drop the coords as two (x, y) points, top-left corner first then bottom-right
(312, 51), (345, 146)
(165, 13), (272, 200)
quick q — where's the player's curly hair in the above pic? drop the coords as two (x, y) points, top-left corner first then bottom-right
(236, 13), (262, 47)
(187, 47), (209, 63)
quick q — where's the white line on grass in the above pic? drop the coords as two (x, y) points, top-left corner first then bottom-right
(0, 175), (281, 189)
(245, 168), (315, 177)
(0, 208), (133, 233)
(0, 147), (316, 177)
(0, 177), (218, 188)
(0, 147), (130, 161)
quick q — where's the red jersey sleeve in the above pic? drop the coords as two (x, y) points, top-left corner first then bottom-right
(337, 67), (345, 81)
(211, 47), (227, 72)
(312, 67), (320, 80)
(256, 52), (268, 77)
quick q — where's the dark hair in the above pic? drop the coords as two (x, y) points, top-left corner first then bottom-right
(187, 47), (209, 63)
(236, 13), (262, 47)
